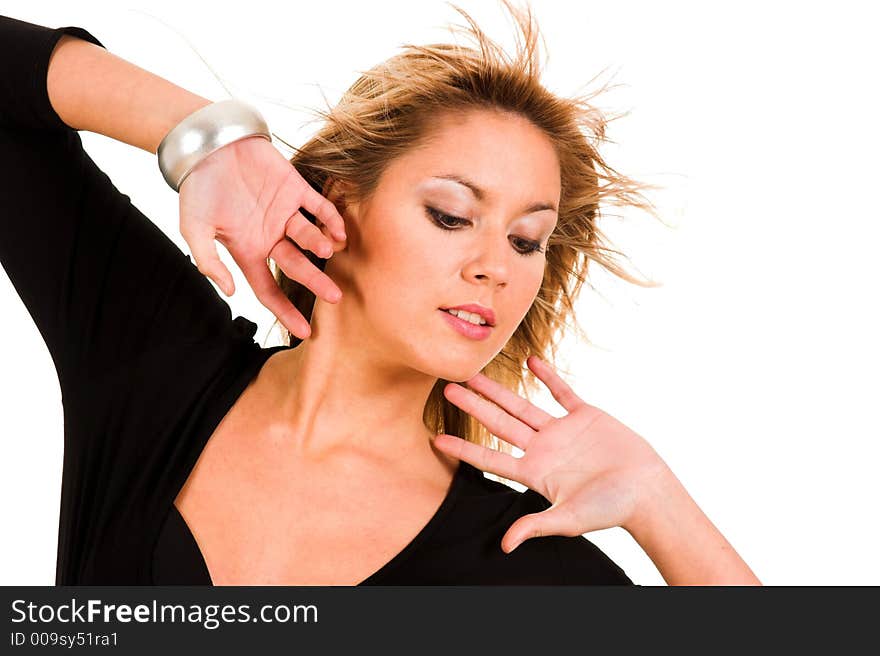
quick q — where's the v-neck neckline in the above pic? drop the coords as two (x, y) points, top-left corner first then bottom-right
(151, 336), (476, 586)
(160, 457), (470, 586)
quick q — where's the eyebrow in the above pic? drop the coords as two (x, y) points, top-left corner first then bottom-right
(431, 174), (558, 214)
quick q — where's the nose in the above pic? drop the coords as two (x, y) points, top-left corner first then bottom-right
(461, 233), (510, 289)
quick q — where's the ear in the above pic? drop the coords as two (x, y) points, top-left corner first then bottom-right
(322, 176), (361, 222)
(322, 176), (347, 205)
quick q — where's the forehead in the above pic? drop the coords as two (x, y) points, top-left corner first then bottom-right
(385, 108), (561, 201)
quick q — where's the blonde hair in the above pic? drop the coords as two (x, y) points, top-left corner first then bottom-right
(268, 0), (666, 482)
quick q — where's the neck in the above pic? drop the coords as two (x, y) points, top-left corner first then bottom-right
(260, 300), (442, 468)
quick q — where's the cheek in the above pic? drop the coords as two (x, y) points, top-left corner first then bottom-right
(370, 226), (432, 279)
(356, 213), (442, 305)
(497, 266), (545, 338)
(516, 264), (546, 309)
(362, 201), (436, 263)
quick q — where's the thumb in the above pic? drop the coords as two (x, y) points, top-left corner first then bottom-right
(186, 225), (236, 297)
(502, 506), (571, 554)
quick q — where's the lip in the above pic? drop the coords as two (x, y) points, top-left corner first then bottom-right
(438, 308), (493, 341)
(439, 303), (496, 327)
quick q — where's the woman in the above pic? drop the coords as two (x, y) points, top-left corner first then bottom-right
(0, 1), (760, 585)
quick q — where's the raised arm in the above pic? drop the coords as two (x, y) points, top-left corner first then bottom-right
(0, 15), (244, 385)
(46, 33), (211, 154)
(44, 25), (346, 336)
(2, 13), (346, 342)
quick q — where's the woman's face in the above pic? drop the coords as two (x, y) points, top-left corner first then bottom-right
(325, 108), (561, 382)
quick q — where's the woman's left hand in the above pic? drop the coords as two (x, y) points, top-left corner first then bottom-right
(431, 355), (670, 553)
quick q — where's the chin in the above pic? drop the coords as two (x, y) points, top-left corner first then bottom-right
(442, 370), (481, 384)
(408, 359), (468, 383)
(425, 355), (496, 384)
(394, 323), (507, 382)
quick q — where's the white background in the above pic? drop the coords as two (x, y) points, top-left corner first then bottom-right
(1, 0), (878, 586)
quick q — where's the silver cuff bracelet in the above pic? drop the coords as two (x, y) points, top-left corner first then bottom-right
(157, 98), (272, 192)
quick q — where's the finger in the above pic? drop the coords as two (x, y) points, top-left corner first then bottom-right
(465, 372), (554, 432)
(527, 356), (584, 413)
(432, 433), (521, 482)
(269, 239), (342, 304)
(237, 256), (312, 339)
(316, 219), (348, 254)
(502, 505), (573, 554)
(443, 383), (535, 450)
(286, 212), (335, 260)
(183, 223), (235, 296)
(300, 186), (347, 242)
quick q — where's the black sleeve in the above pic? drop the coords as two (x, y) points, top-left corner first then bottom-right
(554, 534), (636, 585)
(0, 14), (238, 394)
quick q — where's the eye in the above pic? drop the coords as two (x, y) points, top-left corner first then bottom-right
(425, 206), (470, 229)
(425, 206), (546, 257)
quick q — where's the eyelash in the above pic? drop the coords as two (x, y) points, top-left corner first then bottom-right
(424, 206), (545, 256)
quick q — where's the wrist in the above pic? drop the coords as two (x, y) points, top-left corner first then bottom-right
(158, 99), (272, 192)
(153, 96), (216, 156)
(623, 460), (762, 585)
(623, 459), (686, 540)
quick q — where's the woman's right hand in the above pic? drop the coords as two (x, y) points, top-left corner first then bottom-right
(177, 135), (347, 339)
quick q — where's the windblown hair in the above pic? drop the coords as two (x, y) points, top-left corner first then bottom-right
(269, 0), (665, 478)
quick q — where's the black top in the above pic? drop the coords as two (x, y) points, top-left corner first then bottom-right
(0, 14), (634, 586)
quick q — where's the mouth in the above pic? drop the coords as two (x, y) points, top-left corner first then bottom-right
(438, 305), (496, 327)
(438, 308), (494, 341)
